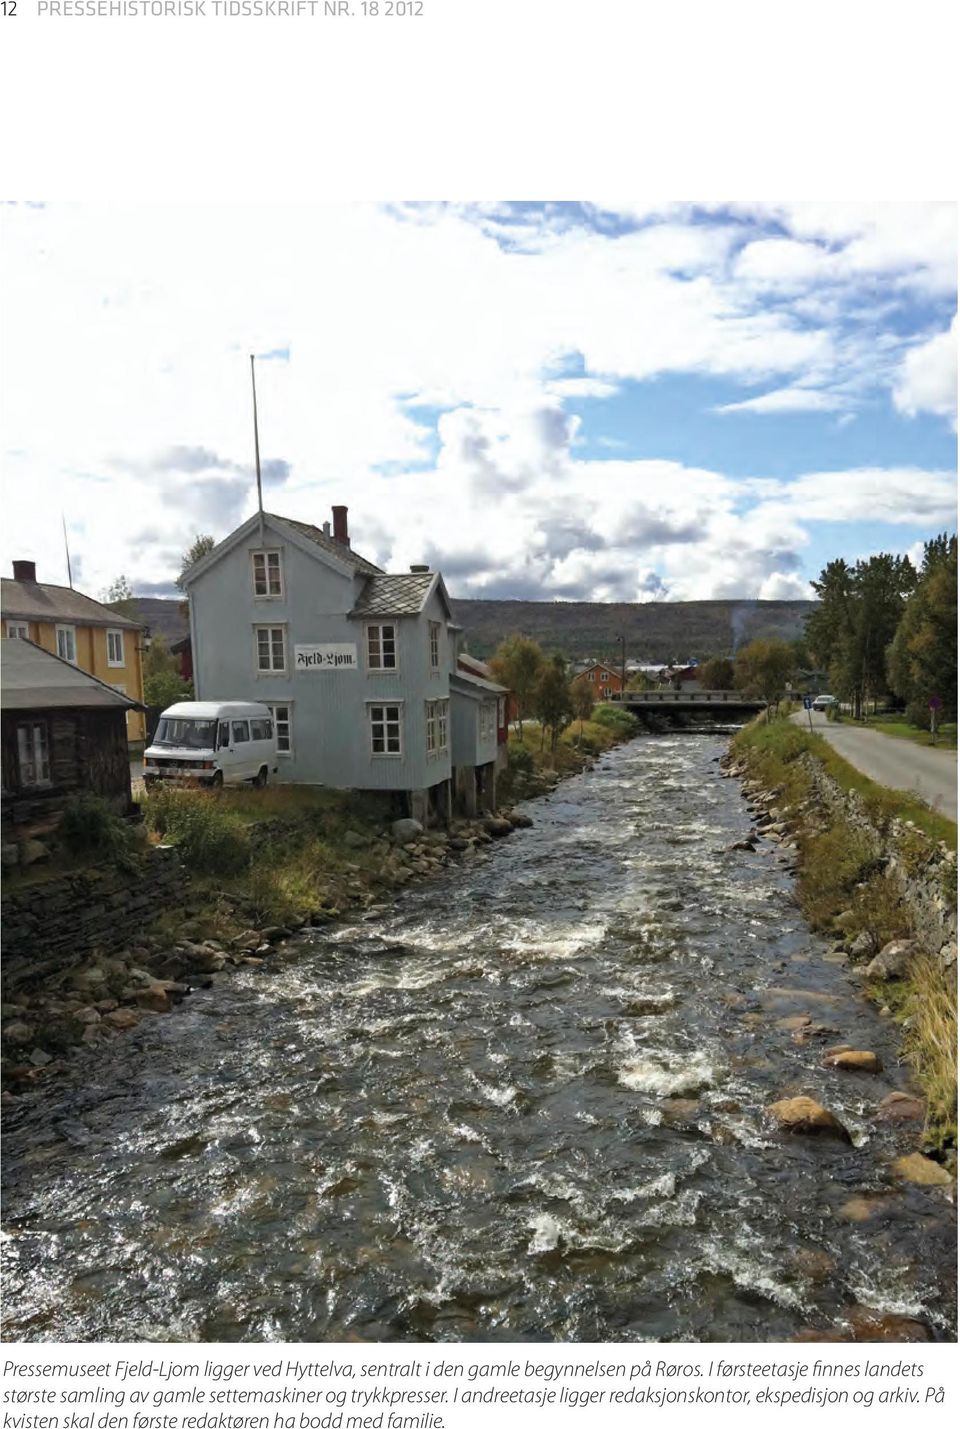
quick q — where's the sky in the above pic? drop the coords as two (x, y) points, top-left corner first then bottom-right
(1, 201), (956, 604)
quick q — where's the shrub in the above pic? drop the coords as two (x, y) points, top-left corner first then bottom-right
(142, 786), (249, 874)
(58, 793), (144, 873)
(507, 745), (535, 775)
(906, 698), (933, 732)
(590, 703), (640, 734)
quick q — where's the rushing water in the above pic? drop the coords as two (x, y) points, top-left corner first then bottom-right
(2, 735), (956, 1342)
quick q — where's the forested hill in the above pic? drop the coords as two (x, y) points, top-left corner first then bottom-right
(450, 598), (813, 662)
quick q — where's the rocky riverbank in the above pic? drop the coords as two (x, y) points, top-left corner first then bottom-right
(721, 718), (958, 1169)
(1, 805), (537, 1099)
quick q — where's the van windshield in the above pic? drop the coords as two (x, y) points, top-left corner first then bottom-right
(154, 717), (218, 750)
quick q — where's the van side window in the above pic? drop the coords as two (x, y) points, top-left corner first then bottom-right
(232, 721), (250, 743)
(249, 717), (271, 740)
(218, 721), (230, 748)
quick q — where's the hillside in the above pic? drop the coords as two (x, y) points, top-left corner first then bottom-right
(450, 598), (813, 662)
(127, 595), (812, 664)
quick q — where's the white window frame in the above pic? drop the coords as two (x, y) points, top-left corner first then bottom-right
(368, 701), (403, 758)
(479, 701), (495, 741)
(254, 624), (287, 673)
(267, 702), (293, 755)
(428, 620), (441, 671)
(6, 622), (29, 639)
(106, 628), (125, 668)
(56, 624), (77, 663)
(17, 721), (51, 789)
(599, 670), (609, 683)
(437, 697), (448, 753)
(251, 549), (283, 599)
(366, 622), (398, 672)
(425, 700), (438, 754)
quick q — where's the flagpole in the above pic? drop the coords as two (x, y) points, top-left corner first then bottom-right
(62, 513), (74, 589)
(250, 353), (265, 544)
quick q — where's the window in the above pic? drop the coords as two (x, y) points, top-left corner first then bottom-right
(255, 625), (286, 672)
(106, 629), (125, 667)
(480, 702), (495, 740)
(599, 670), (609, 683)
(6, 622), (28, 640)
(428, 621), (441, 670)
(268, 704), (292, 754)
(17, 722), (50, 788)
(369, 703), (402, 756)
(367, 622), (397, 671)
(56, 625), (77, 663)
(249, 717), (272, 741)
(232, 721), (250, 743)
(156, 717), (217, 750)
(437, 698), (448, 752)
(218, 721), (230, 749)
(426, 700), (437, 754)
(252, 550), (283, 598)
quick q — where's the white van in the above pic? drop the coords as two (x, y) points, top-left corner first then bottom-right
(143, 701), (278, 788)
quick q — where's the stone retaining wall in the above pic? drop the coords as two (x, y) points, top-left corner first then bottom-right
(800, 752), (957, 953)
(1, 846), (183, 990)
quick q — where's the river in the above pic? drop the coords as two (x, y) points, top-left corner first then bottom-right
(2, 734), (955, 1342)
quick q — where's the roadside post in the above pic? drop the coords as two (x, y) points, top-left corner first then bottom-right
(803, 694), (814, 732)
(929, 694), (943, 743)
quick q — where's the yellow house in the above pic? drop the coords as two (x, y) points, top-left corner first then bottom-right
(1, 560), (147, 744)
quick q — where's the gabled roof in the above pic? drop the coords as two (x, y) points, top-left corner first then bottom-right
(180, 510), (384, 588)
(1, 579), (144, 630)
(576, 662), (621, 678)
(350, 570), (453, 619)
(451, 668), (506, 699)
(277, 516), (383, 577)
(1, 638), (145, 711)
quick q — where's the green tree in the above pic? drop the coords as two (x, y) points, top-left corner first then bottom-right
(889, 533), (957, 724)
(734, 638), (796, 708)
(176, 534), (216, 592)
(571, 678), (595, 743)
(806, 553), (915, 718)
(698, 655), (735, 690)
(489, 634), (546, 738)
(535, 654), (573, 751)
(626, 670), (654, 691)
(143, 633), (192, 708)
(102, 575), (139, 622)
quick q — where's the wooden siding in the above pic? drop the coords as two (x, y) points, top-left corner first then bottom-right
(1, 706), (133, 831)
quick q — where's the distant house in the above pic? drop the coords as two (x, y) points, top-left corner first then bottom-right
(457, 652), (509, 751)
(1, 638), (142, 833)
(571, 661), (624, 701)
(1, 561), (147, 744)
(184, 505), (499, 823)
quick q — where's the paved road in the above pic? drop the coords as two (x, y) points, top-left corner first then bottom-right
(793, 709), (957, 823)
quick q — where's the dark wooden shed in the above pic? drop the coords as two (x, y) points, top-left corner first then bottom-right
(1, 638), (143, 834)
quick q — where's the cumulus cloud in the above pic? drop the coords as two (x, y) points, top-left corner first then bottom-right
(893, 316), (958, 427)
(0, 202), (955, 601)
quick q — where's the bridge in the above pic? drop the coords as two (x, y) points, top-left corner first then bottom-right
(611, 689), (766, 715)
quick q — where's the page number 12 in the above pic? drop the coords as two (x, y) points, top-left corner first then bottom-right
(2, 2), (17, 14)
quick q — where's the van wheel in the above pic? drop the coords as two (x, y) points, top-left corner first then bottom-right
(254, 766), (268, 788)
(210, 771), (224, 788)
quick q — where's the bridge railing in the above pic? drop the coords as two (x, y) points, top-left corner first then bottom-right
(610, 689), (763, 705)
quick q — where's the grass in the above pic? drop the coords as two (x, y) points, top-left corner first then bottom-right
(862, 715), (958, 751)
(732, 711), (958, 1155)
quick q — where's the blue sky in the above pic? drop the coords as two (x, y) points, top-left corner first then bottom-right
(1, 201), (956, 602)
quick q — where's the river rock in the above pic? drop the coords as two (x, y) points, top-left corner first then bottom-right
(20, 839), (49, 866)
(729, 839), (757, 852)
(938, 941), (957, 969)
(29, 1048), (53, 1067)
(2, 1021), (34, 1047)
(391, 818), (424, 845)
(72, 1007), (101, 1026)
(876, 1091), (925, 1122)
(892, 1153), (952, 1187)
(1, 842), (18, 869)
(343, 829), (368, 849)
(484, 817), (514, 837)
(848, 930), (877, 960)
(864, 939), (918, 980)
(767, 1095), (852, 1142)
(823, 1049), (883, 1073)
(132, 986), (171, 1014)
(103, 1008), (141, 1031)
(507, 812), (534, 828)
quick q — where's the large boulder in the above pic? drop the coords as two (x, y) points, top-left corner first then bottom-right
(483, 816), (514, 838)
(823, 1049), (883, 1073)
(2, 1021), (34, 1047)
(876, 1091), (926, 1123)
(103, 1008), (141, 1031)
(391, 818), (424, 846)
(864, 939), (918, 981)
(767, 1095), (852, 1142)
(892, 1153), (952, 1187)
(20, 839), (49, 866)
(848, 930), (877, 961)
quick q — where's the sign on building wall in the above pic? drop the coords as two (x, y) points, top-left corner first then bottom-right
(294, 643), (358, 670)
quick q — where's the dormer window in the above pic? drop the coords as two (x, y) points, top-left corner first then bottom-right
(367, 623), (397, 671)
(252, 550), (283, 598)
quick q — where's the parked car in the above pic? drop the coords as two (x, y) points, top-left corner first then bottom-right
(811, 694), (839, 710)
(143, 701), (277, 788)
